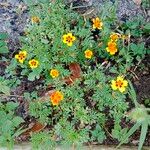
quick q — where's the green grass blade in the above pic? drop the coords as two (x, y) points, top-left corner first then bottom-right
(116, 122), (141, 149)
(128, 80), (139, 107)
(138, 122), (148, 150)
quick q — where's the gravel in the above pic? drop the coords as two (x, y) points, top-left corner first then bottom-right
(0, 0), (28, 52)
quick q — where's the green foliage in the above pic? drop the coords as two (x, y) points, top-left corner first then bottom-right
(0, 102), (24, 149)
(91, 124), (106, 143)
(0, 32), (9, 54)
(31, 131), (56, 150)
(0, 77), (10, 95)
(141, 0), (150, 9)
(3, 0), (149, 148)
(29, 101), (52, 124)
(117, 82), (150, 150)
(29, 65), (128, 147)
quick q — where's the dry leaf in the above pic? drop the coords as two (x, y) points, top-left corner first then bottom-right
(22, 121), (46, 136)
(63, 76), (77, 85)
(69, 62), (82, 78)
(63, 63), (82, 85)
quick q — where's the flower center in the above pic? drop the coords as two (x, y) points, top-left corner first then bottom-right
(108, 43), (117, 51)
(116, 80), (123, 88)
(95, 21), (100, 27)
(18, 54), (25, 60)
(31, 61), (36, 66)
(66, 36), (72, 43)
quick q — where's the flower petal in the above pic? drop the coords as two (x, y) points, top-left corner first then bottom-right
(117, 76), (124, 81)
(119, 87), (126, 93)
(22, 51), (27, 56)
(68, 33), (72, 37)
(67, 42), (73, 47)
(15, 54), (19, 59)
(111, 80), (117, 90)
(123, 80), (128, 87)
(72, 36), (76, 41)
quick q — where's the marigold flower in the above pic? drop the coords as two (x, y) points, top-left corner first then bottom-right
(111, 76), (128, 93)
(106, 41), (118, 55)
(50, 69), (59, 78)
(62, 33), (76, 46)
(31, 16), (40, 23)
(84, 49), (93, 59)
(15, 51), (27, 63)
(50, 91), (64, 106)
(29, 59), (39, 69)
(110, 33), (120, 42)
(92, 17), (103, 30)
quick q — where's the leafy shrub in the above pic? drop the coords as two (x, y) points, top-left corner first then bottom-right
(5, 0), (149, 149)
(0, 32), (9, 54)
(0, 102), (24, 149)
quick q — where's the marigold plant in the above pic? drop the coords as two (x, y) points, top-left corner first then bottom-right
(15, 51), (27, 63)
(62, 33), (76, 47)
(50, 91), (64, 106)
(111, 76), (128, 93)
(50, 69), (59, 78)
(92, 17), (103, 30)
(8, 0), (149, 149)
(29, 59), (39, 69)
(31, 16), (40, 23)
(110, 33), (120, 42)
(84, 49), (93, 59)
(106, 41), (118, 55)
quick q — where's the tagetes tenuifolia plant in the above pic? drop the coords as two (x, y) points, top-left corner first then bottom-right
(50, 69), (59, 78)
(111, 76), (128, 93)
(84, 49), (93, 59)
(29, 59), (39, 69)
(50, 91), (64, 106)
(110, 33), (121, 42)
(106, 41), (118, 55)
(15, 51), (27, 63)
(92, 17), (103, 30)
(62, 33), (76, 46)
(31, 16), (40, 23)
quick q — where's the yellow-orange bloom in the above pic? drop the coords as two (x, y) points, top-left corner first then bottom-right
(92, 17), (103, 30)
(50, 91), (64, 106)
(110, 33), (120, 42)
(62, 33), (76, 46)
(15, 51), (27, 63)
(31, 16), (40, 23)
(29, 59), (39, 69)
(106, 41), (118, 55)
(84, 49), (93, 59)
(111, 76), (128, 93)
(50, 69), (59, 78)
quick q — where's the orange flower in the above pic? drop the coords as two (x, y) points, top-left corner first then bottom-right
(111, 76), (128, 93)
(92, 17), (103, 30)
(50, 69), (59, 78)
(29, 59), (39, 69)
(106, 41), (118, 55)
(15, 51), (27, 63)
(110, 33), (120, 42)
(84, 49), (93, 59)
(62, 33), (76, 46)
(50, 91), (64, 106)
(31, 16), (40, 23)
